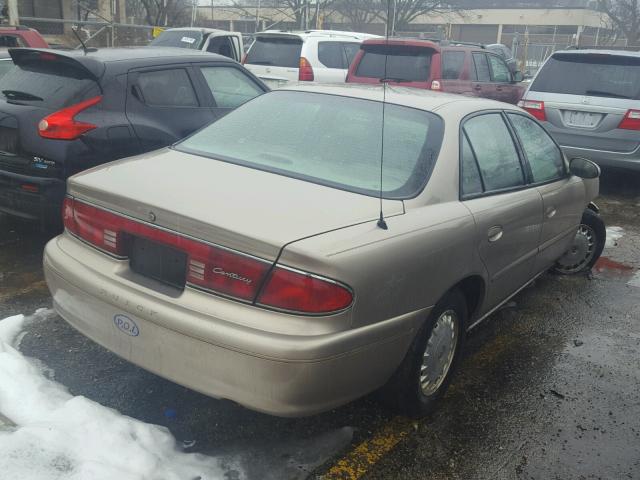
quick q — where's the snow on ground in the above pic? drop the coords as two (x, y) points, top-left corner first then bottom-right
(0, 310), (235, 480)
(605, 226), (624, 248)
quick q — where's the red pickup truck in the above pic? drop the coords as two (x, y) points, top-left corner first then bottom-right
(0, 25), (48, 48)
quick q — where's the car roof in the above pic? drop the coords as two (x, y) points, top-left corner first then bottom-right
(360, 38), (485, 52)
(257, 29), (379, 41)
(552, 48), (640, 58)
(280, 83), (520, 114)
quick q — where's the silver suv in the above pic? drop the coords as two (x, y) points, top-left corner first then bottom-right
(519, 50), (640, 171)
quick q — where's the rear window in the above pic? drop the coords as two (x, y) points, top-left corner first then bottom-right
(176, 91), (444, 199)
(149, 30), (203, 49)
(245, 37), (302, 68)
(355, 45), (434, 82)
(0, 55), (100, 110)
(531, 53), (640, 99)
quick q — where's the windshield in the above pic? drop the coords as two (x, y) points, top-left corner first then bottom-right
(245, 36), (303, 67)
(355, 45), (434, 82)
(531, 53), (640, 99)
(150, 30), (204, 49)
(176, 90), (443, 199)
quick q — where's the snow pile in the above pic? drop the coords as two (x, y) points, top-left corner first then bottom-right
(0, 310), (233, 480)
(605, 226), (624, 248)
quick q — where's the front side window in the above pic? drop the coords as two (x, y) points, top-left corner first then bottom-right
(472, 53), (491, 82)
(442, 51), (465, 80)
(463, 113), (525, 191)
(177, 91), (444, 199)
(137, 69), (198, 107)
(245, 37), (302, 68)
(200, 66), (263, 108)
(488, 55), (511, 83)
(508, 113), (565, 183)
(318, 42), (345, 69)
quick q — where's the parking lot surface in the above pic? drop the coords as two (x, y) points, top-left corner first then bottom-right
(0, 169), (638, 480)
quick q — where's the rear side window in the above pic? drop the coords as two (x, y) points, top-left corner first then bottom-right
(463, 113), (525, 191)
(442, 51), (465, 80)
(245, 37), (302, 68)
(531, 53), (640, 99)
(508, 113), (565, 183)
(0, 55), (100, 110)
(200, 66), (263, 108)
(356, 45), (433, 82)
(318, 42), (345, 69)
(472, 53), (490, 82)
(137, 69), (198, 107)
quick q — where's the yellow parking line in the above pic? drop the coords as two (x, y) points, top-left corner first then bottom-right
(323, 416), (413, 480)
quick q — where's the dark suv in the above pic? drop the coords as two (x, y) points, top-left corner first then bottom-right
(0, 47), (267, 227)
(346, 39), (525, 104)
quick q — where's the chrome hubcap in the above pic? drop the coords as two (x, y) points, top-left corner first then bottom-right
(420, 310), (459, 396)
(556, 224), (596, 273)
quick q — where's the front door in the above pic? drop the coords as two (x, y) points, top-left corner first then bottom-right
(470, 52), (496, 100)
(487, 53), (520, 104)
(506, 112), (587, 271)
(460, 112), (543, 311)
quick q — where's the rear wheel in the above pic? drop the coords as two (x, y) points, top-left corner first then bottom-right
(553, 209), (606, 275)
(382, 289), (467, 417)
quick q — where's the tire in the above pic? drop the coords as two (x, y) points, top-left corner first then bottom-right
(381, 289), (467, 417)
(553, 209), (606, 275)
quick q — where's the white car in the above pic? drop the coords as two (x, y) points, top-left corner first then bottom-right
(243, 30), (380, 88)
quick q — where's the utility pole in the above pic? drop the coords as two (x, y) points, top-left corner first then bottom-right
(7, 0), (18, 26)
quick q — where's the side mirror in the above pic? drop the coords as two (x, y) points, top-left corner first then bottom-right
(570, 157), (600, 179)
(512, 71), (524, 82)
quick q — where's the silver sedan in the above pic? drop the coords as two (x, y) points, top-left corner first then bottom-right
(43, 85), (605, 417)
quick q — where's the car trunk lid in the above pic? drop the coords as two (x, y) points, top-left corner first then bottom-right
(244, 34), (303, 87)
(526, 51), (640, 151)
(67, 148), (404, 261)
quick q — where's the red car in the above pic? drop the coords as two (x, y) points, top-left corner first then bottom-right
(346, 38), (525, 105)
(0, 25), (48, 48)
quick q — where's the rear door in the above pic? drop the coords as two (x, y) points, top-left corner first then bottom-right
(126, 65), (214, 151)
(524, 52), (640, 154)
(471, 52), (496, 99)
(460, 112), (543, 311)
(203, 32), (243, 61)
(440, 50), (468, 94)
(244, 34), (303, 88)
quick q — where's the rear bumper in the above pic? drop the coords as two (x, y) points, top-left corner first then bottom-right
(43, 234), (424, 417)
(0, 169), (65, 221)
(559, 144), (640, 171)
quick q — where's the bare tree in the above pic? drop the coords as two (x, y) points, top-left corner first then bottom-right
(597, 0), (640, 45)
(126, 0), (192, 26)
(333, 0), (379, 31)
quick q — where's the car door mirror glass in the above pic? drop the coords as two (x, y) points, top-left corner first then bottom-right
(512, 71), (524, 82)
(569, 157), (600, 179)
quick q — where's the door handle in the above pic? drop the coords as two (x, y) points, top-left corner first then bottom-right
(496, 86), (503, 91)
(474, 85), (482, 91)
(488, 225), (503, 242)
(546, 207), (557, 218)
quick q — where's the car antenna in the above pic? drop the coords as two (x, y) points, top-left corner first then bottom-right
(72, 25), (90, 54)
(376, 0), (393, 231)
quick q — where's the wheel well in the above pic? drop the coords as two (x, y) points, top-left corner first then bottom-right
(453, 276), (485, 320)
(587, 202), (599, 214)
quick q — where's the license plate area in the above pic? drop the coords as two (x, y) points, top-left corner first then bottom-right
(128, 236), (187, 290)
(564, 110), (602, 128)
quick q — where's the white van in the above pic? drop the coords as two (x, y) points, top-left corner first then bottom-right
(150, 27), (243, 62)
(243, 30), (380, 88)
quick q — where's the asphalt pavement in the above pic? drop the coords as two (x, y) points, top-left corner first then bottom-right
(0, 169), (638, 480)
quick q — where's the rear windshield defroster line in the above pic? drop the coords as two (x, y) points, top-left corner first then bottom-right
(175, 90), (444, 200)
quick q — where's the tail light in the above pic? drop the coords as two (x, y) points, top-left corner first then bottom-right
(257, 266), (353, 314)
(63, 197), (353, 313)
(298, 57), (314, 81)
(518, 99), (546, 121)
(430, 80), (441, 90)
(618, 109), (640, 130)
(38, 95), (102, 140)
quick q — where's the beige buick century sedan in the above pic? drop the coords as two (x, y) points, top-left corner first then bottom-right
(43, 85), (605, 417)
